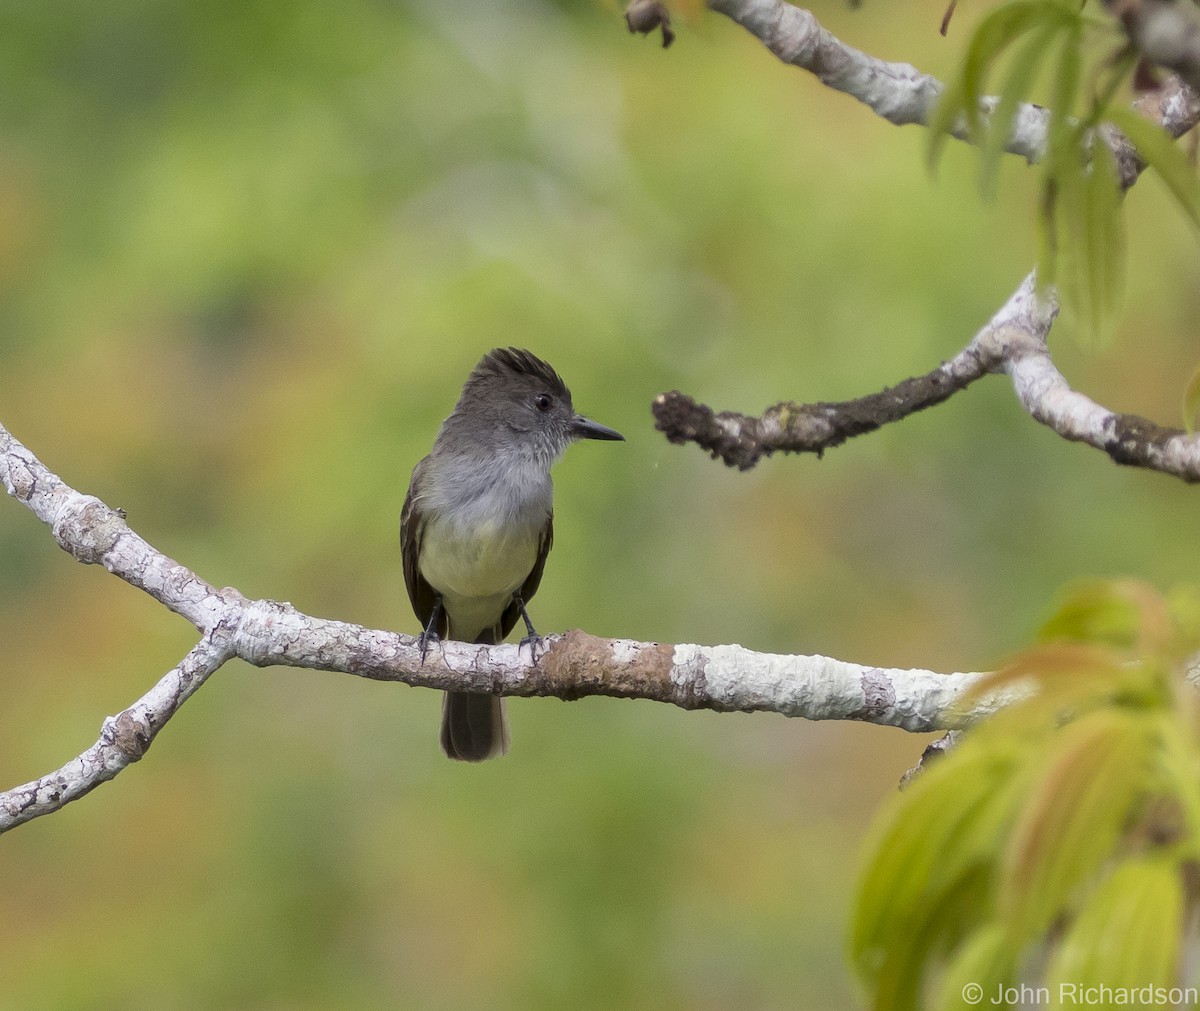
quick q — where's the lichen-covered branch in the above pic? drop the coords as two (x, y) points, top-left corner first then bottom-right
(653, 271), (1053, 468)
(707, 0), (1052, 161)
(0, 635), (233, 832)
(0, 421), (1008, 832)
(705, 0), (1200, 163)
(656, 257), (1200, 479)
(1005, 335), (1200, 480)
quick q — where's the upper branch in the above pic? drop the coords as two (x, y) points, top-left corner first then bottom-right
(706, 0), (1200, 163)
(707, 0), (1051, 162)
(654, 272), (1053, 468)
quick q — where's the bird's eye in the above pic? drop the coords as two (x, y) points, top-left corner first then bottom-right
(534, 394), (552, 412)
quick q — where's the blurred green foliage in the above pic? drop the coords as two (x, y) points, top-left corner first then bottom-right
(1, 1), (1199, 1008)
(853, 581), (1200, 1009)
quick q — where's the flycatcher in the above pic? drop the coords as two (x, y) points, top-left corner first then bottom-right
(401, 348), (624, 762)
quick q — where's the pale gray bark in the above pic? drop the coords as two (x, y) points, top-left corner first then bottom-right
(707, 0), (1051, 162)
(0, 421), (1010, 833)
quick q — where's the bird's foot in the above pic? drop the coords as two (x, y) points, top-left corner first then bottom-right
(512, 595), (544, 661)
(417, 630), (441, 665)
(417, 596), (445, 665)
(518, 632), (545, 662)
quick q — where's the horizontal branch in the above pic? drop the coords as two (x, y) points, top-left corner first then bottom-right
(653, 271), (1052, 468)
(706, 0), (1200, 163)
(0, 420), (1007, 832)
(656, 260), (1200, 480)
(229, 604), (1002, 736)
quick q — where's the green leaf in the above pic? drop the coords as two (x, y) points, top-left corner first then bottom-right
(1036, 23), (1086, 296)
(934, 924), (1014, 1011)
(1078, 140), (1125, 342)
(867, 898), (959, 1011)
(865, 863), (999, 1011)
(928, 78), (968, 172)
(852, 742), (1025, 994)
(852, 747), (995, 958)
(1181, 362), (1200, 433)
(856, 580), (1200, 1009)
(1047, 20), (1083, 163)
(963, 3), (1052, 129)
(1038, 578), (1146, 650)
(1037, 176), (1062, 288)
(1058, 134), (1125, 344)
(999, 707), (1152, 943)
(927, 0), (1061, 170)
(1087, 44), (1140, 127)
(1108, 107), (1200, 229)
(1152, 714), (1200, 860)
(979, 21), (1062, 196)
(1042, 579), (1174, 665)
(1046, 855), (1183, 991)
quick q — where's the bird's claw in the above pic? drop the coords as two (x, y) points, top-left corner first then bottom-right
(417, 630), (441, 665)
(518, 633), (545, 662)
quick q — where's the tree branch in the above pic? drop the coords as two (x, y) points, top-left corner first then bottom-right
(1005, 332), (1200, 479)
(654, 271), (1051, 468)
(11, 0), (1194, 831)
(654, 267), (1200, 480)
(654, 2), (1200, 477)
(706, 0), (1200, 159)
(0, 635), (233, 832)
(706, 0), (1052, 163)
(0, 420), (1010, 832)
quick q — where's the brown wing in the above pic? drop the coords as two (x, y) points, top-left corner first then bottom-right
(497, 510), (553, 640)
(400, 456), (448, 638)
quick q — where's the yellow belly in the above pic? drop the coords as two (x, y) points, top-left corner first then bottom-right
(418, 517), (539, 639)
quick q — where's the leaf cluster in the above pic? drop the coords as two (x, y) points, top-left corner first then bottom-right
(929, 0), (1200, 343)
(851, 580), (1200, 1009)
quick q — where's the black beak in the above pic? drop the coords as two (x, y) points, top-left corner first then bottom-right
(571, 414), (624, 442)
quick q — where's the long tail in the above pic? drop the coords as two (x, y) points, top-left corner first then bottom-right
(440, 692), (509, 761)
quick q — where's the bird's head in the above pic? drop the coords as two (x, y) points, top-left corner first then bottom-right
(454, 347), (624, 462)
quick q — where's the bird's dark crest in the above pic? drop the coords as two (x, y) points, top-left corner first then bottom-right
(474, 347), (570, 399)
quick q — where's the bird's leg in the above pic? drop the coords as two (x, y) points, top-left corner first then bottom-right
(512, 595), (544, 660)
(418, 596), (444, 664)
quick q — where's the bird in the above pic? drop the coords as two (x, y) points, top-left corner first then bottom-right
(401, 348), (624, 761)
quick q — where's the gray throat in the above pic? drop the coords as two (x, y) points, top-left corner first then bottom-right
(423, 440), (556, 533)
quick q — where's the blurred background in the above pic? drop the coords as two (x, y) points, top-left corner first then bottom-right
(2, 0), (1198, 1007)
